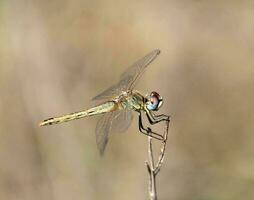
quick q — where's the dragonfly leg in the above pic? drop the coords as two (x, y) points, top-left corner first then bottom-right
(144, 111), (170, 142)
(138, 113), (164, 141)
(146, 111), (170, 125)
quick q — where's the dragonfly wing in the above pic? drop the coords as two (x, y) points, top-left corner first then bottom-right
(111, 109), (133, 133)
(95, 112), (113, 156)
(119, 49), (160, 90)
(91, 49), (160, 102)
(95, 109), (133, 155)
(92, 84), (120, 102)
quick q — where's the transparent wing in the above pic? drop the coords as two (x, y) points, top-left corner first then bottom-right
(95, 110), (133, 155)
(92, 49), (160, 102)
(95, 112), (113, 156)
(119, 49), (160, 90)
(91, 77), (130, 102)
(111, 109), (133, 133)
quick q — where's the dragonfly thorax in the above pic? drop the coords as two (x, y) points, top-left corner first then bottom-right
(116, 90), (145, 111)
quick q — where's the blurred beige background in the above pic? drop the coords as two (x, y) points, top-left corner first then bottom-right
(1, 0), (254, 200)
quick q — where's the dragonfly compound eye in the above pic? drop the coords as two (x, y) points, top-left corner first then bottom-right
(146, 91), (163, 111)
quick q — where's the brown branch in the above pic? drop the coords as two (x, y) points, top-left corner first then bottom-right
(146, 119), (170, 200)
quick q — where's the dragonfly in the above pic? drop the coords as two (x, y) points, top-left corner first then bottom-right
(39, 49), (170, 155)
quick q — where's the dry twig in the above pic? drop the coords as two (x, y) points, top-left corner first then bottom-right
(146, 119), (170, 200)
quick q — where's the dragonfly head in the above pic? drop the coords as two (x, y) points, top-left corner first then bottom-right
(145, 91), (163, 111)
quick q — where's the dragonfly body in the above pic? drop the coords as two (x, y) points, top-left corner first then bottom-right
(39, 101), (116, 126)
(40, 90), (145, 126)
(40, 49), (170, 155)
(117, 90), (145, 111)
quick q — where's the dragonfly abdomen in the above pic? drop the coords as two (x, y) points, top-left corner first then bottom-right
(39, 101), (117, 126)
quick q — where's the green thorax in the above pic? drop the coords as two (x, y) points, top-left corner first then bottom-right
(119, 91), (145, 111)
